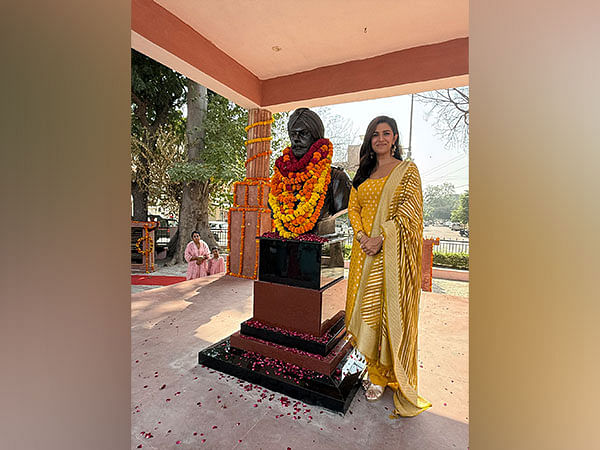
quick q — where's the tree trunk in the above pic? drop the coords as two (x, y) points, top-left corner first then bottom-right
(131, 180), (148, 221)
(169, 80), (218, 264)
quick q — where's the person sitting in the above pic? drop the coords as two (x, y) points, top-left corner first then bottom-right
(184, 231), (210, 280)
(207, 247), (225, 275)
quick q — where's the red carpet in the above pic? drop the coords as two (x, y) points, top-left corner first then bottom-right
(131, 275), (187, 286)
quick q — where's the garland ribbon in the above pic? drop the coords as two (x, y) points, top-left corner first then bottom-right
(244, 136), (273, 146)
(268, 138), (333, 238)
(244, 118), (274, 132)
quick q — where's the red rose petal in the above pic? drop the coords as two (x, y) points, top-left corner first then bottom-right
(160, 384), (166, 390)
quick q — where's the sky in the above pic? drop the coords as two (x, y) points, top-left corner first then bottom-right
(322, 93), (469, 194)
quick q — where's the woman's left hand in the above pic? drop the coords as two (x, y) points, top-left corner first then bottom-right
(360, 236), (383, 256)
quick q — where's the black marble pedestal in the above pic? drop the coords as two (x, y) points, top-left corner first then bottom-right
(198, 338), (366, 413)
(258, 237), (344, 290)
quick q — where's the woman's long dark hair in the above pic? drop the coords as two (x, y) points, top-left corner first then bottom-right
(352, 116), (402, 189)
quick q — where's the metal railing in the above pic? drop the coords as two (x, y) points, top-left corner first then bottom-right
(212, 229), (228, 247)
(344, 232), (469, 255)
(436, 239), (469, 254)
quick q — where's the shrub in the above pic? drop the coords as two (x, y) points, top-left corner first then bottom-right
(433, 251), (469, 270)
(343, 244), (352, 260)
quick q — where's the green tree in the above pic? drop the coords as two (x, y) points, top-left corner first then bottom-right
(131, 124), (185, 216)
(451, 190), (469, 225)
(168, 83), (251, 263)
(423, 183), (459, 222)
(131, 49), (186, 220)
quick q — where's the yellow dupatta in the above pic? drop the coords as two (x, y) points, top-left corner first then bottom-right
(346, 161), (431, 417)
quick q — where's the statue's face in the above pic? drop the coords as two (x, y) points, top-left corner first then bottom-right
(289, 123), (315, 159)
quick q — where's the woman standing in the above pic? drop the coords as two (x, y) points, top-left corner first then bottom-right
(345, 116), (431, 417)
(184, 231), (210, 280)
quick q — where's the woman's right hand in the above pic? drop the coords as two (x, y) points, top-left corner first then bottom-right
(360, 236), (384, 256)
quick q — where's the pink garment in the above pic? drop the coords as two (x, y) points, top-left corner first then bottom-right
(207, 256), (225, 275)
(184, 240), (210, 280)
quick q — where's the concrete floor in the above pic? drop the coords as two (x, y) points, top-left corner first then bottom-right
(131, 273), (468, 449)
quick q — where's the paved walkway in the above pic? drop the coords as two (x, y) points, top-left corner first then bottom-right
(131, 268), (469, 449)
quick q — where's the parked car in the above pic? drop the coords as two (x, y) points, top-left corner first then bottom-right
(149, 215), (178, 249)
(209, 221), (228, 231)
(459, 228), (469, 237)
(451, 222), (463, 231)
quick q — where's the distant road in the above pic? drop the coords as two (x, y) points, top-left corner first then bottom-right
(424, 226), (468, 242)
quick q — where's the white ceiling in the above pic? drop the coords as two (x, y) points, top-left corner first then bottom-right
(154, 0), (468, 79)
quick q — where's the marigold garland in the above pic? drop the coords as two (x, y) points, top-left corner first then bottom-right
(268, 138), (333, 238)
(239, 210), (246, 274)
(233, 179), (270, 207)
(132, 221), (158, 273)
(244, 118), (274, 132)
(227, 207), (267, 279)
(135, 236), (153, 256)
(245, 150), (272, 167)
(244, 136), (272, 146)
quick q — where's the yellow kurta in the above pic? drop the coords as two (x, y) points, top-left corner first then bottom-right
(345, 161), (431, 417)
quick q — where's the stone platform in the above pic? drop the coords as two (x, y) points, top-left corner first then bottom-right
(131, 272), (469, 449)
(198, 337), (364, 413)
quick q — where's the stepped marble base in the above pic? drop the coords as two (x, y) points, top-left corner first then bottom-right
(230, 330), (352, 376)
(239, 314), (346, 357)
(198, 337), (366, 413)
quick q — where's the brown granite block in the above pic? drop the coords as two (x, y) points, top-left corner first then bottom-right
(253, 279), (346, 336)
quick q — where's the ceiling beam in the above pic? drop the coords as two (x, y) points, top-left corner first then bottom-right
(261, 38), (469, 111)
(132, 0), (468, 112)
(131, 0), (262, 107)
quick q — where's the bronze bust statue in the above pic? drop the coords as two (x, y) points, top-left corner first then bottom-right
(287, 108), (352, 227)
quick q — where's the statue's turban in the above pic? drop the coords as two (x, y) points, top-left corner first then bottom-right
(287, 108), (325, 140)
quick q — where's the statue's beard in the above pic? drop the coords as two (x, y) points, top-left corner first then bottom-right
(291, 146), (308, 158)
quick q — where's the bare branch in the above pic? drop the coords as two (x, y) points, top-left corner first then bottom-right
(415, 87), (469, 151)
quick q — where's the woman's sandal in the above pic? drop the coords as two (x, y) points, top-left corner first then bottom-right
(363, 380), (385, 402)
